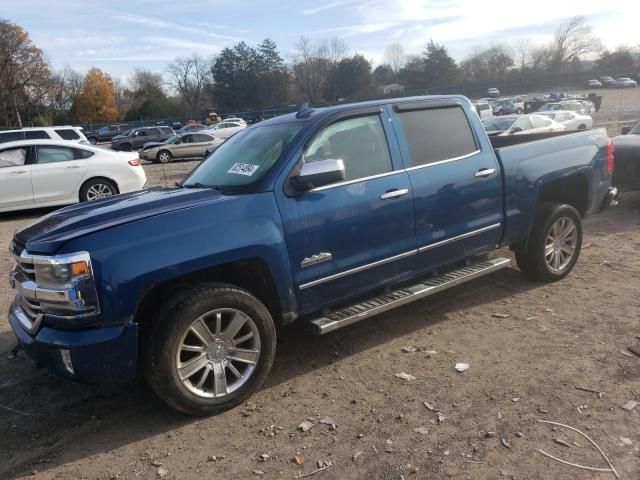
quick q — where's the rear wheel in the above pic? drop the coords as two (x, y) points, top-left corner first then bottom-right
(157, 150), (172, 164)
(145, 284), (277, 416)
(516, 108), (523, 114)
(80, 178), (117, 202)
(577, 124), (586, 130)
(88, 137), (98, 145)
(121, 143), (132, 152)
(515, 203), (582, 282)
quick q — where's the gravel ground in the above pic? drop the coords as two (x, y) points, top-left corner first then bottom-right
(0, 88), (639, 479)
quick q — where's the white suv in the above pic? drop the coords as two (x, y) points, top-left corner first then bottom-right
(0, 126), (87, 144)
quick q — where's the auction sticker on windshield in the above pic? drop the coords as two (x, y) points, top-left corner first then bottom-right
(228, 163), (260, 176)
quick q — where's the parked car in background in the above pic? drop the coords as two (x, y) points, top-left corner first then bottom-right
(537, 101), (586, 114)
(614, 77), (637, 88)
(207, 120), (247, 139)
(202, 141), (223, 158)
(6, 95), (616, 415)
(580, 100), (596, 114)
(111, 126), (174, 151)
(611, 120), (640, 192)
(487, 87), (500, 97)
(177, 124), (207, 134)
(0, 126), (87, 144)
(0, 140), (146, 212)
(538, 110), (593, 130)
(587, 79), (602, 88)
(483, 114), (566, 136)
(84, 124), (130, 144)
(473, 101), (493, 121)
(599, 76), (616, 88)
(139, 132), (223, 163)
(491, 97), (524, 115)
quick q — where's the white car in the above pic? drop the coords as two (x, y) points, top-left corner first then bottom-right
(614, 77), (637, 88)
(483, 114), (566, 136)
(0, 126), (87, 144)
(206, 120), (247, 140)
(538, 110), (593, 131)
(537, 101), (586, 115)
(0, 140), (146, 212)
(473, 102), (494, 121)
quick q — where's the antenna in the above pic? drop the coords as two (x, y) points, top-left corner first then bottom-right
(296, 103), (314, 119)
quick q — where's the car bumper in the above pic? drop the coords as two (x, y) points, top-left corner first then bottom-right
(8, 297), (139, 384)
(139, 149), (157, 160)
(599, 187), (619, 211)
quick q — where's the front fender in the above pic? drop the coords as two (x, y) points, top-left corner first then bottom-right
(60, 192), (295, 326)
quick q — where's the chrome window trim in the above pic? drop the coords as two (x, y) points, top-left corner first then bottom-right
(418, 223), (501, 253)
(299, 249), (418, 290)
(404, 149), (481, 172)
(311, 169), (405, 192)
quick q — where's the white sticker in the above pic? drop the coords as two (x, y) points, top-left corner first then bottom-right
(227, 163), (260, 176)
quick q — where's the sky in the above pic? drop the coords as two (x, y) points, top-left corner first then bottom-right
(3, 0), (637, 80)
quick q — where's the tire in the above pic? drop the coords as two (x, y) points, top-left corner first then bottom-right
(121, 143), (132, 152)
(144, 283), (277, 416)
(577, 124), (586, 130)
(157, 150), (172, 164)
(515, 203), (582, 282)
(80, 178), (118, 202)
(516, 108), (523, 114)
(88, 137), (98, 145)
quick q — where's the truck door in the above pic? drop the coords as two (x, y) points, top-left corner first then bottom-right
(276, 108), (417, 312)
(390, 100), (503, 270)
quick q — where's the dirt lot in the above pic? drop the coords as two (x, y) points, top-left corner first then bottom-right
(0, 89), (639, 480)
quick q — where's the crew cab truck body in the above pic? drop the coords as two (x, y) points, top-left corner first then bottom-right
(8, 95), (617, 415)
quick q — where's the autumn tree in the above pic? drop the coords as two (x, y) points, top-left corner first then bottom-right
(0, 19), (50, 127)
(72, 68), (119, 123)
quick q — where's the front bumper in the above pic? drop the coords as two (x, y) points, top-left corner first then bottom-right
(8, 297), (138, 384)
(600, 186), (619, 211)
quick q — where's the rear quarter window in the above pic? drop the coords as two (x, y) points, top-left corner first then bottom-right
(55, 129), (81, 140)
(396, 106), (478, 167)
(24, 130), (50, 139)
(0, 131), (24, 143)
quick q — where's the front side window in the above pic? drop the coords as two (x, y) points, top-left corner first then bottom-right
(36, 146), (76, 163)
(0, 148), (27, 167)
(303, 115), (392, 182)
(397, 106), (477, 166)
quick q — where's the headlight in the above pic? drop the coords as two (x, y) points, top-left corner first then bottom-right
(34, 259), (90, 289)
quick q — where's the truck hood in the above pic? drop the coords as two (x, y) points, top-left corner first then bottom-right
(14, 187), (225, 254)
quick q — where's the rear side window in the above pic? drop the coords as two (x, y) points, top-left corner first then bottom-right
(303, 115), (392, 182)
(397, 106), (477, 167)
(25, 130), (50, 139)
(35, 145), (90, 163)
(193, 134), (212, 142)
(0, 131), (24, 143)
(55, 129), (80, 140)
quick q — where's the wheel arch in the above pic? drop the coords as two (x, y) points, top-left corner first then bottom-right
(79, 176), (120, 201)
(536, 173), (589, 217)
(135, 257), (285, 336)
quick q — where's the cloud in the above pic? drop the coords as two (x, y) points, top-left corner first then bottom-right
(303, 0), (362, 15)
(116, 13), (245, 42)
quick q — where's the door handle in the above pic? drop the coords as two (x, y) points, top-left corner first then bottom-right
(10, 170), (27, 174)
(474, 168), (497, 178)
(66, 165), (82, 169)
(380, 188), (409, 200)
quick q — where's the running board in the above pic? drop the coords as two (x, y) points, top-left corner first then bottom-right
(310, 257), (511, 335)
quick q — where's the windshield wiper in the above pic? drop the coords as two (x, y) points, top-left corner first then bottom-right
(182, 182), (222, 190)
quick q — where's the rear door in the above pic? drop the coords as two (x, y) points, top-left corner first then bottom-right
(192, 134), (214, 157)
(0, 146), (33, 210)
(31, 145), (89, 204)
(173, 134), (194, 158)
(276, 108), (417, 311)
(390, 100), (503, 270)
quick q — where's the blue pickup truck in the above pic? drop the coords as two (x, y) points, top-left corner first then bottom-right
(8, 96), (618, 415)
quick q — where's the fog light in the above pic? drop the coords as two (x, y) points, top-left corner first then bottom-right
(59, 349), (75, 374)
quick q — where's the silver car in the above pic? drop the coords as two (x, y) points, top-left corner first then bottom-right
(139, 132), (222, 163)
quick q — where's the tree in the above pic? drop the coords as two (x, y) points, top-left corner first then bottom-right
(325, 54), (372, 100)
(256, 39), (289, 107)
(0, 19), (50, 127)
(373, 64), (396, 85)
(167, 54), (210, 113)
(292, 36), (331, 103)
(595, 47), (637, 74)
(384, 42), (406, 74)
(124, 68), (177, 120)
(460, 46), (514, 80)
(46, 66), (83, 124)
(72, 68), (119, 123)
(549, 16), (602, 69)
(515, 39), (533, 72)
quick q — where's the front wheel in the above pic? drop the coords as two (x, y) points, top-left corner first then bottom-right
(157, 150), (172, 164)
(145, 284), (277, 416)
(515, 203), (582, 282)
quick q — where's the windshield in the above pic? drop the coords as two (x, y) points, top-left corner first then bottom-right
(165, 135), (181, 144)
(182, 123), (302, 190)
(483, 118), (515, 131)
(629, 122), (640, 135)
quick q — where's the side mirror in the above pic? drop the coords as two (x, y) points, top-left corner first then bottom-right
(621, 126), (631, 135)
(291, 159), (345, 191)
(510, 127), (523, 134)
